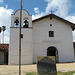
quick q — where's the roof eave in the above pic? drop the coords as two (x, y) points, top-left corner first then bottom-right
(32, 14), (75, 31)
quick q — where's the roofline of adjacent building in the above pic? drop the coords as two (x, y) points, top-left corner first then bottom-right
(32, 14), (75, 30)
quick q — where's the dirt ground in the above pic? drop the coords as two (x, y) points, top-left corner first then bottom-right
(0, 63), (75, 75)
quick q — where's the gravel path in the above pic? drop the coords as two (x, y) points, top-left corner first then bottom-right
(57, 63), (75, 72)
(0, 63), (75, 75)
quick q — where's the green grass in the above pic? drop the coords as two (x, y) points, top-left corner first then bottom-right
(26, 72), (37, 75)
(26, 71), (75, 75)
(58, 71), (75, 75)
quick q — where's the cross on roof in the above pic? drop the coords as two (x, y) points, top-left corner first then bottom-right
(14, 19), (19, 25)
(50, 10), (54, 14)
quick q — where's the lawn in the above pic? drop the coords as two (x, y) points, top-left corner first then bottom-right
(26, 71), (75, 75)
(57, 71), (75, 75)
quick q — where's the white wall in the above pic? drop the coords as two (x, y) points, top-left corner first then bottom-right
(32, 17), (74, 63)
(9, 28), (33, 65)
(9, 10), (33, 65)
(9, 9), (74, 64)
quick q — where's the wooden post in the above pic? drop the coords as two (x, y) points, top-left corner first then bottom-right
(19, 0), (22, 75)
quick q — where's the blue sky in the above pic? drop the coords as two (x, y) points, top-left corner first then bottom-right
(4, 0), (47, 14)
(0, 0), (75, 43)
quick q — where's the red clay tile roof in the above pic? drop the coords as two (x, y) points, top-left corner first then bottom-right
(0, 44), (9, 50)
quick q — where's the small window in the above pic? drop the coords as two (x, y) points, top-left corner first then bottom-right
(21, 34), (23, 38)
(49, 31), (54, 37)
(50, 24), (52, 26)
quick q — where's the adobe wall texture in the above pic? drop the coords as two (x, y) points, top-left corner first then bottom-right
(33, 17), (74, 63)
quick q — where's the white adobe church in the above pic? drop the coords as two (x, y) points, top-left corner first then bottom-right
(9, 9), (75, 65)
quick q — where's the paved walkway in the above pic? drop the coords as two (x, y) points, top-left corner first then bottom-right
(0, 63), (75, 75)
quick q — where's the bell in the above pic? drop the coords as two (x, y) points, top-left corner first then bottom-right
(23, 20), (29, 28)
(24, 20), (28, 23)
(14, 19), (19, 25)
(24, 20), (28, 25)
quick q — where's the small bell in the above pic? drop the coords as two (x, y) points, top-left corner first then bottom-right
(14, 19), (19, 25)
(23, 20), (29, 28)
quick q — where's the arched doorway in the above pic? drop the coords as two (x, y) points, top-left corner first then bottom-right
(47, 47), (59, 62)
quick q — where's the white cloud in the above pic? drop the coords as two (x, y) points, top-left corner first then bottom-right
(32, 0), (70, 20)
(32, 0), (75, 41)
(0, 5), (13, 43)
(32, 7), (43, 20)
(32, 12), (45, 20)
(45, 0), (69, 16)
(34, 7), (40, 14)
(65, 15), (75, 24)
(0, 0), (3, 3)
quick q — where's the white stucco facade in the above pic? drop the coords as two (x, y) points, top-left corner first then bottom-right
(9, 9), (75, 65)
(9, 10), (33, 65)
(33, 18), (74, 63)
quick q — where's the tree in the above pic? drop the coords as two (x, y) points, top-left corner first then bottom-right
(2, 26), (6, 43)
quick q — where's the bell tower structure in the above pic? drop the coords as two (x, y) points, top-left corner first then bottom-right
(9, 9), (33, 65)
